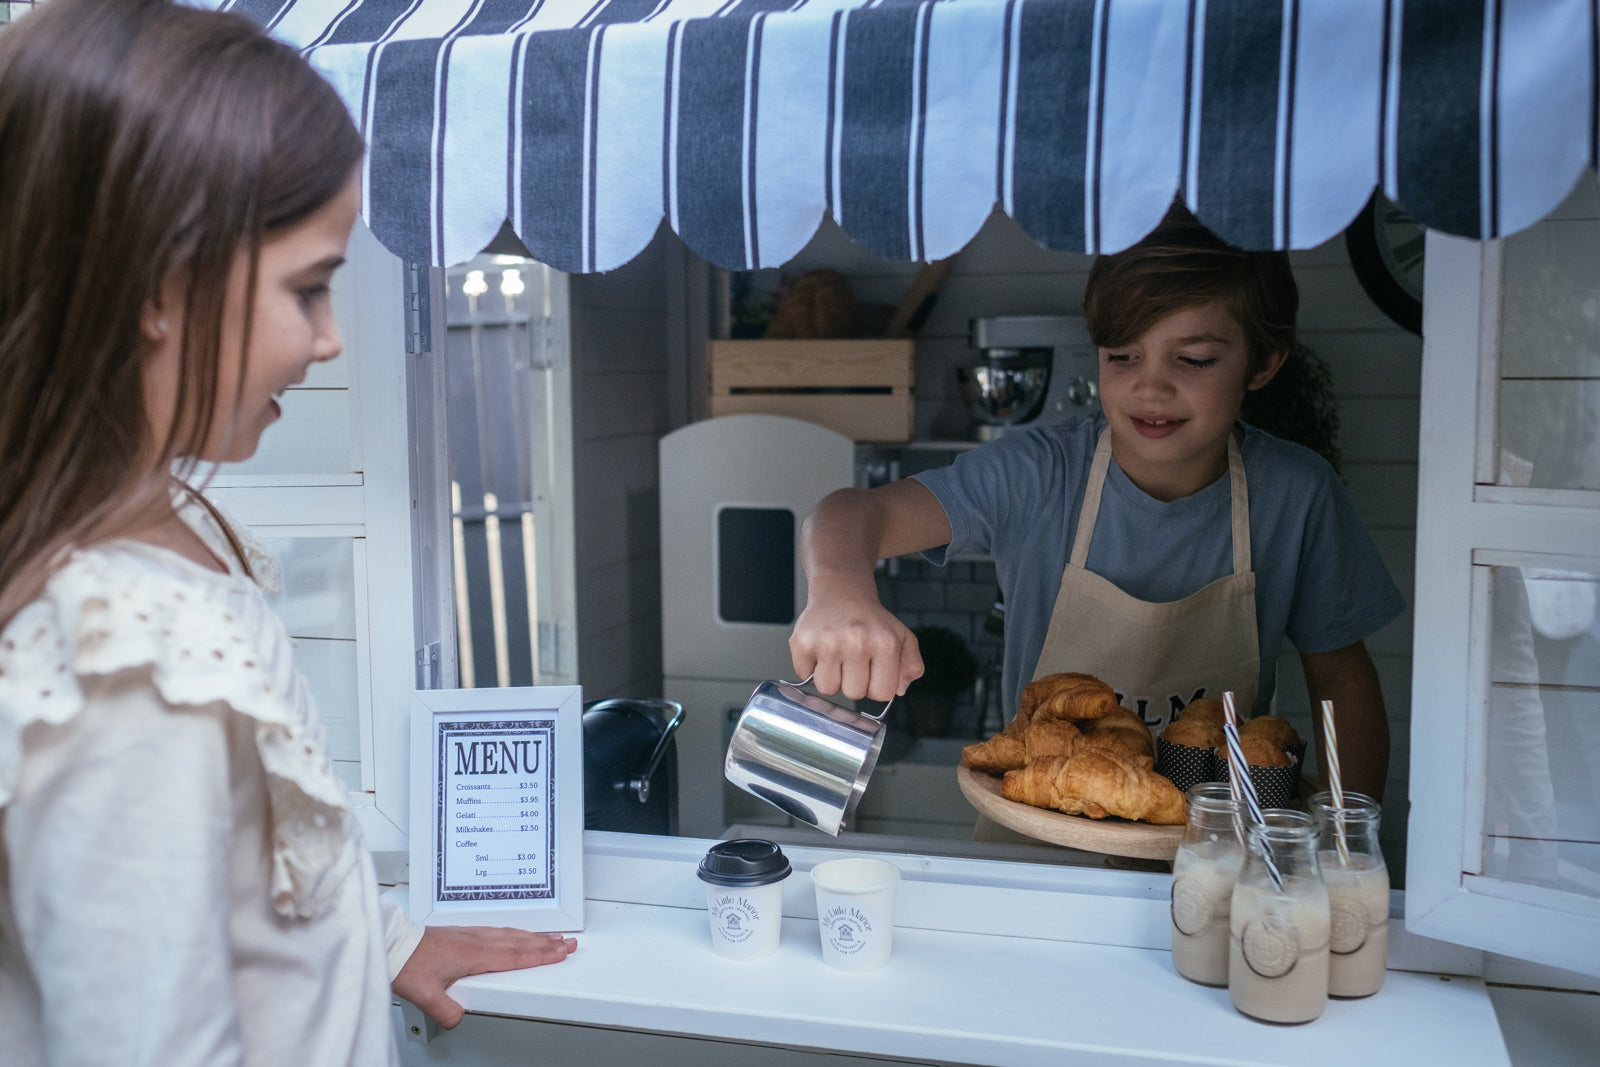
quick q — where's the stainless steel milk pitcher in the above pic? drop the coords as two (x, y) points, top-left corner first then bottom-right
(724, 678), (890, 836)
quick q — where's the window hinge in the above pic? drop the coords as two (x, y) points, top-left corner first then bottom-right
(529, 314), (559, 370)
(404, 262), (432, 354)
(415, 642), (441, 690)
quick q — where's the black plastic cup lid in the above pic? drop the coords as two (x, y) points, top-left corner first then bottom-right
(697, 838), (791, 887)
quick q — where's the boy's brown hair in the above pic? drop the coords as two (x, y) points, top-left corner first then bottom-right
(1083, 202), (1298, 376)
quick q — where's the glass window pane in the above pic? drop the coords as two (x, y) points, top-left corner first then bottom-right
(445, 254), (553, 689)
(1482, 565), (1600, 897)
(1496, 214), (1600, 490)
(261, 537), (357, 640)
(260, 537), (362, 768)
(290, 635), (362, 766)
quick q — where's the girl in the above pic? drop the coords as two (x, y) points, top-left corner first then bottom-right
(0, 2), (574, 1062)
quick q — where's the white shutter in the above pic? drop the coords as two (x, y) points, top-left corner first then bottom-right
(1406, 183), (1600, 976)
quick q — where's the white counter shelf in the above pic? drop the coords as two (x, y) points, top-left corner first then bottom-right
(403, 832), (1511, 1066)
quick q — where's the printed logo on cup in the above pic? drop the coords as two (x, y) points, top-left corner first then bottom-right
(710, 893), (762, 944)
(820, 903), (875, 956)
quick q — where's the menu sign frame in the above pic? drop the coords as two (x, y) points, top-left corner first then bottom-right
(409, 685), (584, 932)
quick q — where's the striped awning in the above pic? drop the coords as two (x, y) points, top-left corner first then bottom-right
(225, 0), (1599, 272)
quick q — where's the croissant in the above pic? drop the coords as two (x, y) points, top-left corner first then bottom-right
(1077, 706), (1154, 760)
(1019, 672), (1119, 726)
(1022, 719), (1082, 763)
(961, 732), (1028, 774)
(1001, 750), (1188, 825)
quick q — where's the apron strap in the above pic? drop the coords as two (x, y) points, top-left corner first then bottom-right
(1226, 432), (1250, 575)
(1070, 428), (1251, 575)
(1068, 431), (1116, 568)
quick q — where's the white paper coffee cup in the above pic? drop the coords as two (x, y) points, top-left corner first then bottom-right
(810, 857), (901, 972)
(697, 839), (791, 961)
(702, 880), (784, 959)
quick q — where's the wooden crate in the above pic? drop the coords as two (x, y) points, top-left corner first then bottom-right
(707, 339), (914, 442)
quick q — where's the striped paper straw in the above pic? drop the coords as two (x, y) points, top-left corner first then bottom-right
(1220, 694), (1247, 845)
(1321, 699), (1351, 864)
(1223, 691), (1282, 890)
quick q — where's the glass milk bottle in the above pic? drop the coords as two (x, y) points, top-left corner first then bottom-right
(1228, 810), (1330, 1024)
(1309, 791), (1389, 997)
(1170, 783), (1245, 986)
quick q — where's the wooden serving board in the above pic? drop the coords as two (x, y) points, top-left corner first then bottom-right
(956, 761), (1185, 862)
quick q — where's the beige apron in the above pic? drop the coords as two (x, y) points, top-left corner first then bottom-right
(974, 428), (1261, 847)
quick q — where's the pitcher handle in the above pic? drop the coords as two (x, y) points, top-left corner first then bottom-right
(780, 674), (894, 722)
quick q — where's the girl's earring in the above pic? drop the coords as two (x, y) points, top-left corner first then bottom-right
(157, 319), (168, 335)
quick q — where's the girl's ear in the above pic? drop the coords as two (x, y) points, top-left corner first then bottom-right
(140, 272), (182, 345)
(139, 300), (169, 345)
(1246, 348), (1289, 392)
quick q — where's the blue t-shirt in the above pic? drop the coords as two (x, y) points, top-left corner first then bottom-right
(912, 413), (1405, 725)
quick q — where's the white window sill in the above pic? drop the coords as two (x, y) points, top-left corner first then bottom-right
(392, 833), (1511, 1065)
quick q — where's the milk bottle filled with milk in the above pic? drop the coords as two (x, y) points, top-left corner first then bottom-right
(1171, 782), (1245, 986)
(1228, 810), (1330, 1025)
(1310, 791), (1389, 998)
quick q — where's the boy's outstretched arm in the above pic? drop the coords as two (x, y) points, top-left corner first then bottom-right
(792, 479), (952, 704)
(1300, 640), (1391, 801)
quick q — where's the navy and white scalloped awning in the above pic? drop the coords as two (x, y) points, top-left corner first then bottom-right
(225, 0), (1599, 272)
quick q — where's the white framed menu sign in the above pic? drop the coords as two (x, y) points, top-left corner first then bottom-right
(409, 686), (584, 931)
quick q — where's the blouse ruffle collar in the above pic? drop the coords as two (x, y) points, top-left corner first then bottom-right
(0, 495), (354, 919)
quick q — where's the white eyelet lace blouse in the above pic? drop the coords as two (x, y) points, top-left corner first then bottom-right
(0, 491), (422, 1066)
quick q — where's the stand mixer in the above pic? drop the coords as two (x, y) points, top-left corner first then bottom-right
(958, 315), (1099, 440)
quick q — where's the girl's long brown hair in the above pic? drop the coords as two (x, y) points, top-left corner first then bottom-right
(0, 0), (364, 629)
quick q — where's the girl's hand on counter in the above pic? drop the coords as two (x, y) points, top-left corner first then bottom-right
(393, 925), (577, 1029)
(790, 589), (924, 704)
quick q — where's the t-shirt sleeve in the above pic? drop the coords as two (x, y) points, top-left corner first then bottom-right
(1284, 470), (1407, 654)
(6, 673), (246, 1065)
(911, 432), (1058, 565)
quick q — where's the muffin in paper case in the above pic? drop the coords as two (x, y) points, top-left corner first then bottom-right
(1155, 737), (1308, 810)
(1215, 741), (1308, 810)
(1154, 735), (1221, 794)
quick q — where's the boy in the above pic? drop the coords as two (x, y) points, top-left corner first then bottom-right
(788, 205), (1404, 800)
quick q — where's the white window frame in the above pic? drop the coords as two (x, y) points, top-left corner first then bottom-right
(1406, 230), (1600, 976)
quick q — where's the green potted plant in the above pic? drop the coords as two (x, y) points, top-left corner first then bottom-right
(903, 626), (980, 738)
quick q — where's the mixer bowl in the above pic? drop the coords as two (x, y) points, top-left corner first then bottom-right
(957, 348), (1053, 426)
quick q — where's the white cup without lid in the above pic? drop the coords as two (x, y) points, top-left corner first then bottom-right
(697, 839), (791, 961)
(810, 857), (901, 972)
